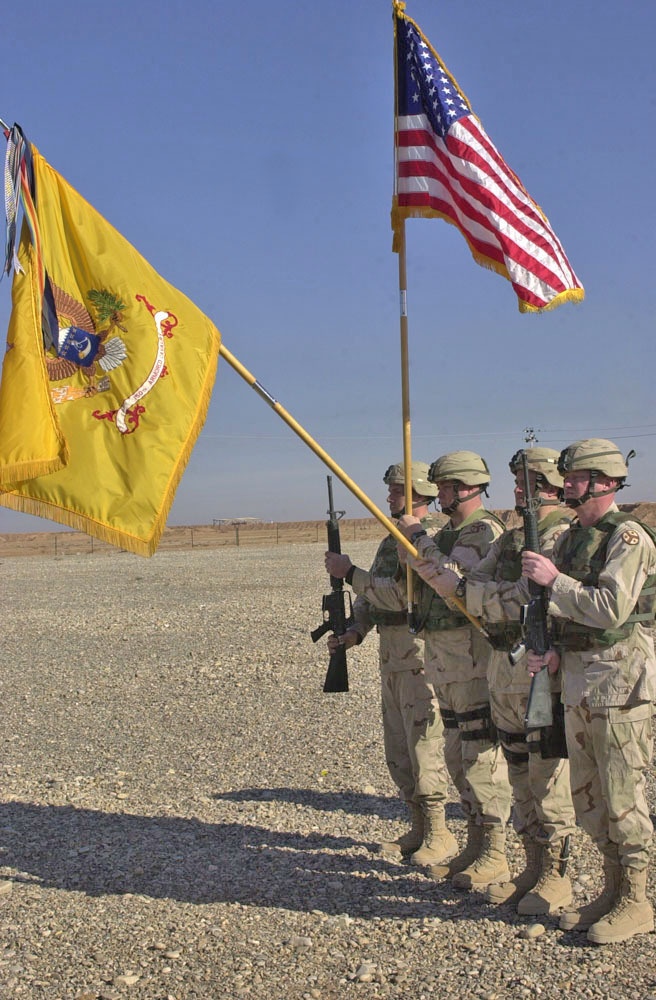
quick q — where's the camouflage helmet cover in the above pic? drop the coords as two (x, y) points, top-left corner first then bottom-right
(509, 447), (563, 489)
(383, 461), (438, 497)
(557, 438), (629, 479)
(428, 451), (491, 487)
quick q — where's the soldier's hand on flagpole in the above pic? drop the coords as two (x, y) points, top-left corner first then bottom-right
(521, 551), (559, 587)
(397, 514), (422, 539)
(325, 552), (353, 579)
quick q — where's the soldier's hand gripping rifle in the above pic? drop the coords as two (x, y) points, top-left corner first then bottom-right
(509, 450), (553, 729)
(310, 476), (353, 692)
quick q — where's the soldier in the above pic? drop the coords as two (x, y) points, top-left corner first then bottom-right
(522, 439), (656, 945)
(421, 448), (577, 915)
(326, 462), (445, 859)
(328, 452), (512, 883)
(395, 452), (512, 889)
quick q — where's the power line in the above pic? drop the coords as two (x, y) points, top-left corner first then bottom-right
(198, 425), (656, 443)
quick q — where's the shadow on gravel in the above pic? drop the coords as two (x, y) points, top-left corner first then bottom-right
(213, 787), (465, 823)
(0, 800), (507, 926)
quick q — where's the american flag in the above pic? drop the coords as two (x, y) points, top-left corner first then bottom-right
(393, 9), (584, 313)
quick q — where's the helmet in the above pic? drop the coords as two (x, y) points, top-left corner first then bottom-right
(428, 451), (491, 487)
(383, 461), (438, 498)
(557, 439), (630, 479)
(509, 447), (563, 489)
(557, 438), (634, 507)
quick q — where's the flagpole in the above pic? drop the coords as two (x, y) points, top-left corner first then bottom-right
(393, 2), (418, 628)
(397, 218), (419, 628)
(218, 342), (486, 637)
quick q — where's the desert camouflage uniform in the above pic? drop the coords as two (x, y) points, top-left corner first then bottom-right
(352, 508), (510, 844)
(350, 512), (446, 809)
(548, 505), (656, 871)
(408, 509), (512, 834)
(466, 509), (576, 848)
(463, 509), (577, 911)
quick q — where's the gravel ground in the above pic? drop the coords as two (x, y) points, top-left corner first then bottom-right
(1, 541), (655, 1000)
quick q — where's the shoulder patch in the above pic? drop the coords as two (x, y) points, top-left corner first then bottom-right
(621, 528), (640, 546)
(468, 522), (488, 533)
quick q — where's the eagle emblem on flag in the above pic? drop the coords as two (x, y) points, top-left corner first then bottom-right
(46, 284), (127, 395)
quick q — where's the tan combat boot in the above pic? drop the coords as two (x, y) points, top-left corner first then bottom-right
(379, 802), (424, 858)
(451, 825), (510, 890)
(410, 803), (458, 867)
(517, 836), (572, 915)
(587, 867), (655, 945)
(487, 836), (543, 905)
(428, 820), (483, 879)
(559, 852), (622, 931)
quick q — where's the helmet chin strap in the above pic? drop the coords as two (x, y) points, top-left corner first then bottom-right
(441, 483), (488, 515)
(565, 472), (626, 508)
(390, 496), (432, 518)
(514, 474), (563, 514)
(411, 496), (433, 511)
(515, 496), (562, 514)
(514, 498), (560, 514)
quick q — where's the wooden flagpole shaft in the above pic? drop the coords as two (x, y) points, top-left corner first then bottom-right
(217, 342), (486, 636)
(397, 220), (417, 621)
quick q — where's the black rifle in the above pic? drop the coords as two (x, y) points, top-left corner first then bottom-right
(310, 476), (352, 692)
(509, 450), (553, 729)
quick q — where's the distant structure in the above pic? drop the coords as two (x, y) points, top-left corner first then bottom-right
(212, 517), (263, 526)
(523, 426), (540, 445)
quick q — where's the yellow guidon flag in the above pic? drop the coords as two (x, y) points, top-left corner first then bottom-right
(0, 127), (220, 556)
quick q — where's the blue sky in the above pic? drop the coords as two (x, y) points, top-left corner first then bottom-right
(1, 0), (655, 531)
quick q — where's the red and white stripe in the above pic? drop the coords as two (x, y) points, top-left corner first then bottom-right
(395, 112), (583, 312)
